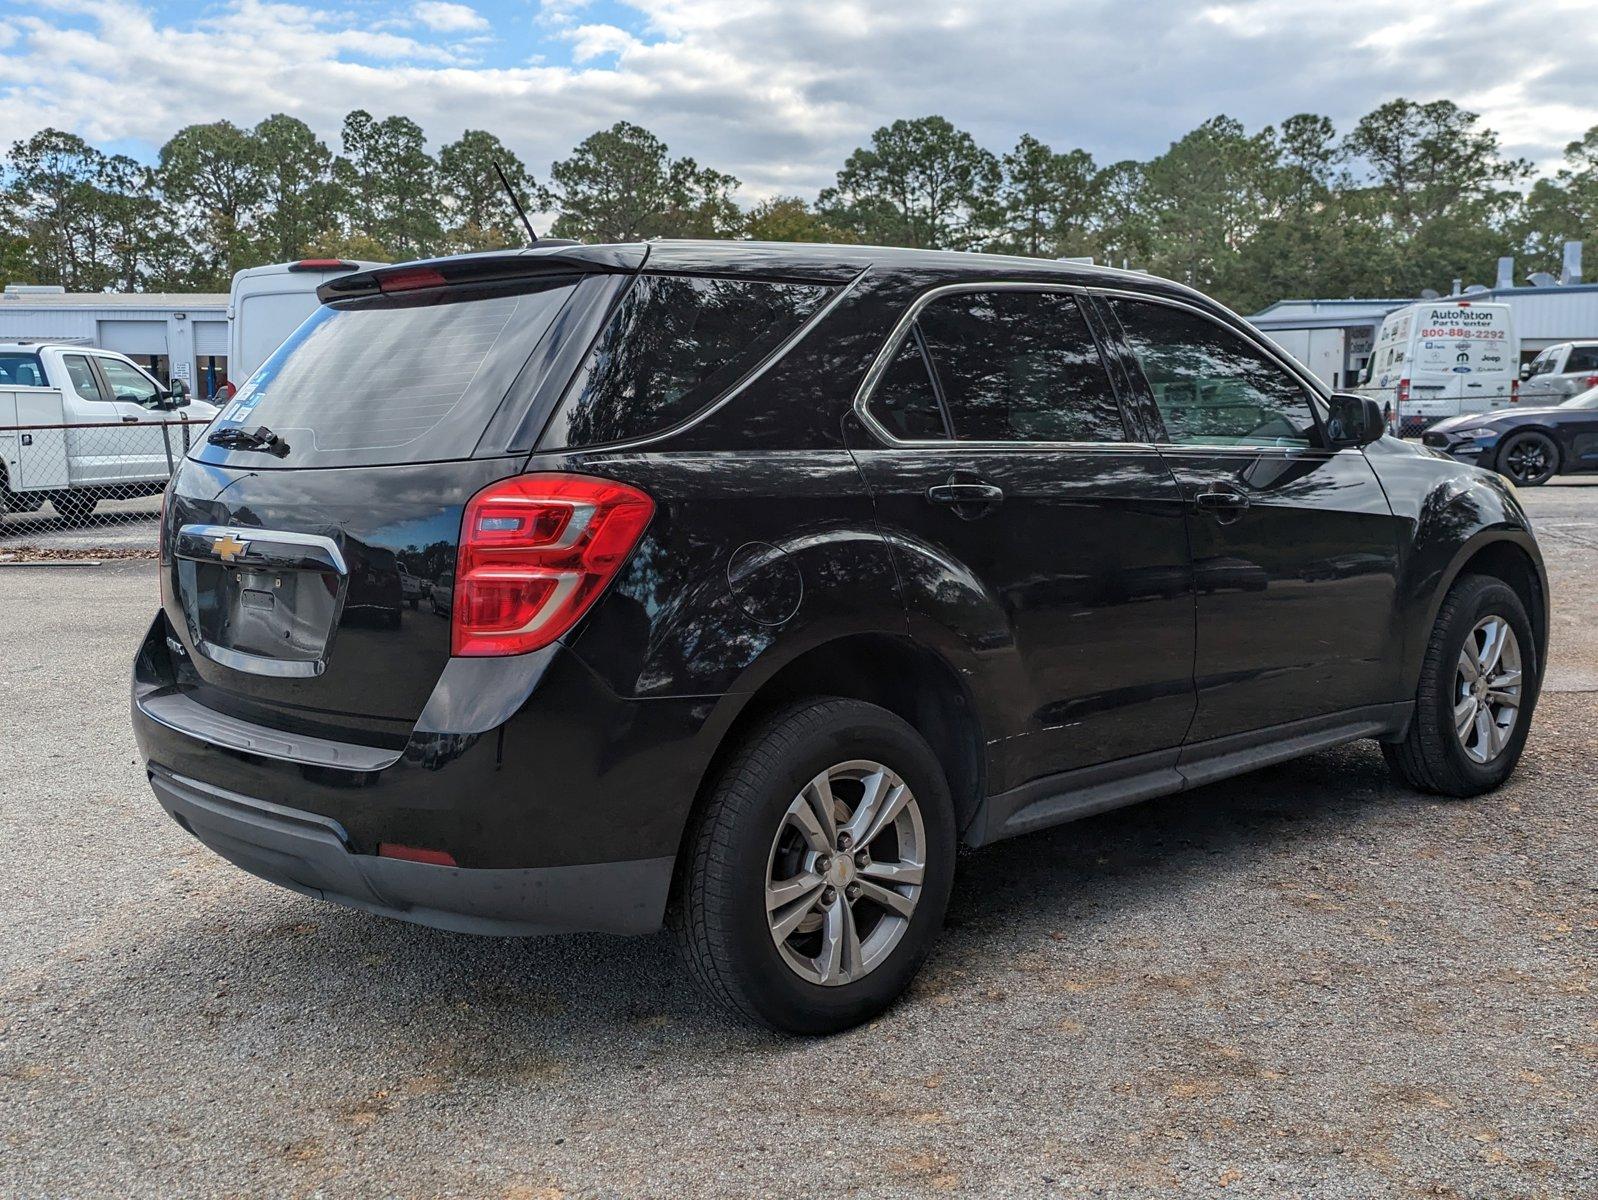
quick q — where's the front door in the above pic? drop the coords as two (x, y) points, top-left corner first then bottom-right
(1098, 293), (1405, 744)
(848, 285), (1196, 792)
(90, 355), (186, 483)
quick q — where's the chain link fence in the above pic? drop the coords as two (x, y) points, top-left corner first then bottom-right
(0, 419), (203, 552)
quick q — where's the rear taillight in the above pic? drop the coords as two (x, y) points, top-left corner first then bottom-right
(1584, 375), (1598, 389)
(1511, 379), (1520, 403)
(1396, 378), (1410, 406)
(452, 473), (654, 657)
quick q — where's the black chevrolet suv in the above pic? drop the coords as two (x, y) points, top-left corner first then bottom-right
(133, 242), (1547, 1033)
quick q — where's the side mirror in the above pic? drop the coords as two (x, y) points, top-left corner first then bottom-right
(1519, 364), (1532, 381)
(1325, 393), (1385, 448)
(165, 378), (191, 408)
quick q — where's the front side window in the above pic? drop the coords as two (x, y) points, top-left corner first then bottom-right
(912, 289), (1124, 443)
(97, 357), (159, 405)
(1110, 298), (1319, 448)
(1528, 352), (1558, 377)
(62, 354), (106, 402)
(548, 274), (830, 448)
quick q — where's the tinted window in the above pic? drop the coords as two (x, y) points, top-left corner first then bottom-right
(915, 290), (1124, 443)
(1566, 347), (1598, 372)
(199, 280), (577, 468)
(1110, 298), (1319, 447)
(62, 355), (106, 402)
(549, 275), (829, 447)
(867, 329), (948, 439)
(0, 352), (45, 387)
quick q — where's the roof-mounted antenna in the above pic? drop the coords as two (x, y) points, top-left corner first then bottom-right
(493, 159), (538, 245)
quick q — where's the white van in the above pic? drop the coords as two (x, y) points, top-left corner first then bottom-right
(1355, 301), (1518, 434)
(227, 259), (381, 394)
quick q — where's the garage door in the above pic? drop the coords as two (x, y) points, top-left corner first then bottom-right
(193, 321), (228, 356)
(97, 320), (168, 356)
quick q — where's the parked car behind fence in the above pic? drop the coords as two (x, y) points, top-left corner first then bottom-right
(1, 342), (216, 537)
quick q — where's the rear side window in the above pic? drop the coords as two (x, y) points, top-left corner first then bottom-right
(1110, 297), (1319, 448)
(1567, 347), (1598, 372)
(0, 352), (45, 387)
(198, 280), (578, 468)
(62, 354), (106, 402)
(544, 274), (830, 448)
(914, 289), (1124, 443)
(867, 330), (949, 440)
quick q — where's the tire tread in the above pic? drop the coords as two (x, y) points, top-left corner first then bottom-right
(1383, 573), (1532, 796)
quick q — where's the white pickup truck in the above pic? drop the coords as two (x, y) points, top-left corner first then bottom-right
(0, 342), (220, 524)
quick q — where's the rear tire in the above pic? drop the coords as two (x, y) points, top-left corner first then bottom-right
(51, 493), (98, 523)
(1382, 574), (1538, 797)
(1495, 430), (1558, 486)
(672, 698), (956, 1035)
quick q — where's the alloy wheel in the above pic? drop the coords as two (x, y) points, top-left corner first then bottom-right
(1503, 435), (1553, 485)
(1454, 615), (1523, 764)
(764, 760), (925, 987)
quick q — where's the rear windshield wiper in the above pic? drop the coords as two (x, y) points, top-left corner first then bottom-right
(207, 425), (291, 458)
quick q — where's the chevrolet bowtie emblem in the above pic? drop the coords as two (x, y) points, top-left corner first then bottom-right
(213, 533), (250, 562)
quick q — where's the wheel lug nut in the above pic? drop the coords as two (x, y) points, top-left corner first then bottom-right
(845, 883), (861, 901)
(815, 856), (830, 872)
(836, 833), (852, 850)
(822, 887), (837, 904)
(855, 851), (869, 867)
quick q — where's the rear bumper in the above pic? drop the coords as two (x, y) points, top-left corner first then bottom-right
(133, 611), (723, 935)
(149, 765), (671, 935)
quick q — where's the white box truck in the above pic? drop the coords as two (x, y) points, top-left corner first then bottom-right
(1354, 301), (1518, 435)
(0, 343), (219, 524)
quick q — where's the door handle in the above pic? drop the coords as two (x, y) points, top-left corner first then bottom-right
(926, 479), (1004, 518)
(1194, 489), (1249, 523)
(121, 415), (140, 423)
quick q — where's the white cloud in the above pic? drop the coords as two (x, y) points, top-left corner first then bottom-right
(0, 0), (1594, 203)
(410, 2), (489, 33)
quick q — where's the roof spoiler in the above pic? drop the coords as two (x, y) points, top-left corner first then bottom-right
(318, 244), (648, 303)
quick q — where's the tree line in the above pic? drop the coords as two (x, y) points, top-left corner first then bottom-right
(2, 100), (1595, 314)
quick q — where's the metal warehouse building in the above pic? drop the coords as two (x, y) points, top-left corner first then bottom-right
(1250, 242), (1598, 390)
(0, 285), (231, 400)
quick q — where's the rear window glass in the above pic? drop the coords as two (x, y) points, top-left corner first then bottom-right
(542, 274), (830, 448)
(0, 352), (46, 387)
(195, 280), (578, 468)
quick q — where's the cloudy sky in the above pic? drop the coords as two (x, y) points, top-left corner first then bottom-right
(2, 0), (1596, 200)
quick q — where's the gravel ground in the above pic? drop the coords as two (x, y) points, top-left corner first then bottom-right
(1, 487), (1594, 1199)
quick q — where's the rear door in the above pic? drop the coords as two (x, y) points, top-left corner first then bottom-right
(1098, 291), (1405, 744)
(89, 354), (188, 482)
(849, 285), (1196, 789)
